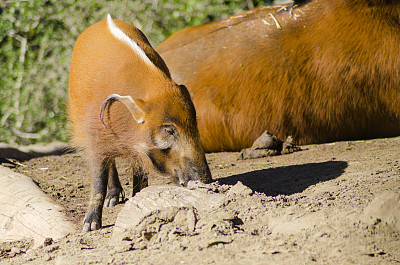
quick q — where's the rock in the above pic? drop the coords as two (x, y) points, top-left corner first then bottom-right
(0, 166), (77, 247)
(43, 238), (54, 247)
(226, 181), (253, 197)
(10, 246), (21, 254)
(113, 184), (225, 236)
(361, 191), (400, 231)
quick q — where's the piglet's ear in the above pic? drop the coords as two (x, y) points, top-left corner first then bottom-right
(100, 94), (145, 126)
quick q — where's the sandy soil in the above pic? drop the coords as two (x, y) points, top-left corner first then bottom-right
(0, 136), (399, 264)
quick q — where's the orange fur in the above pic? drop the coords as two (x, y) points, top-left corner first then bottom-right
(157, 0), (400, 152)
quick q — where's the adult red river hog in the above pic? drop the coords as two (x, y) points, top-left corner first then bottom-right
(68, 15), (212, 231)
(156, 0), (400, 152)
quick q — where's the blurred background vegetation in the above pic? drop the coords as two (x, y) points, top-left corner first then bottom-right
(0, 0), (273, 145)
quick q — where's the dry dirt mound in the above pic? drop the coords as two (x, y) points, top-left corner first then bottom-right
(0, 137), (399, 264)
(0, 166), (76, 247)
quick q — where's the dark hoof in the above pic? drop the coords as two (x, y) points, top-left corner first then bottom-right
(82, 210), (102, 232)
(238, 131), (301, 160)
(238, 148), (281, 159)
(104, 188), (125, 207)
(83, 221), (101, 232)
(251, 131), (283, 150)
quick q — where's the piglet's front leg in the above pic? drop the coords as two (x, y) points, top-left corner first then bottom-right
(104, 160), (125, 207)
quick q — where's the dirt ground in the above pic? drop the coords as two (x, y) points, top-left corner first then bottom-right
(0, 136), (399, 264)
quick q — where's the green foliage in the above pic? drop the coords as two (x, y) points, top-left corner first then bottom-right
(0, 0), (272, 144)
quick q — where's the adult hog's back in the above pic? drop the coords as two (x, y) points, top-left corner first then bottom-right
(69, 15), (211, 231)
(157, 0), (400, 152)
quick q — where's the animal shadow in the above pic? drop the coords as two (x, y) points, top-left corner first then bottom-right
(218, 161), (348, 196)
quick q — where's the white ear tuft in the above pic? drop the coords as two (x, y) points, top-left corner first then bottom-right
(106, 14), (154, 68)
(100, 93), (145, 125)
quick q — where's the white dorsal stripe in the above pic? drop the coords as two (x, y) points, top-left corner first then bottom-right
(106, 14), (154, 68)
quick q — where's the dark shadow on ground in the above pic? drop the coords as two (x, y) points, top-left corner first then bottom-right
(0, 142), (71, 162)
(218, 161), (348, 196)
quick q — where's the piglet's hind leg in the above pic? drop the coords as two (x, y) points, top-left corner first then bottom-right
(83, 158), (110, 232)
(104, 160), (125, 207)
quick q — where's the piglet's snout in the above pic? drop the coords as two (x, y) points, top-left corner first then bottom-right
(175, 158), (211, 187)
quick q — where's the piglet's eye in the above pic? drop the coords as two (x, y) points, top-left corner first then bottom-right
(152, 124), (178, 150)
(163, 124), (177, 136)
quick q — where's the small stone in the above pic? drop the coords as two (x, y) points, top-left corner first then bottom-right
(11, 247), (21, 254)
(226, 181), (253, 197)
(43, 238), (53, 246)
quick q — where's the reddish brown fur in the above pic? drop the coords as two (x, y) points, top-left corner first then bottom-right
(157, 0), (400, 152)
(69, 16), (211, 231)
